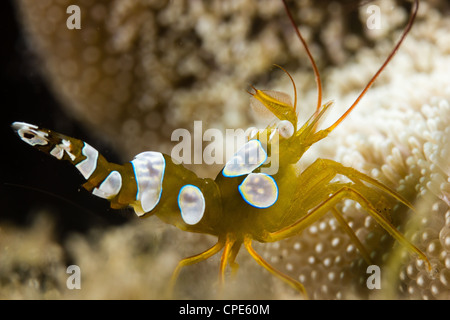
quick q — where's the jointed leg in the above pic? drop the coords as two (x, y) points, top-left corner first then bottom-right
(169, 240), (225, 295)
(315, 159), (414, 210)
(219, 235), (242, 287)
(219, 236), (235, 285)
(228, 241), (242, 277)
(290, 158), (414, 212)
(265, 186), (430, 270)
(331, 208), (372, 265)
(244, 236), (308, 299)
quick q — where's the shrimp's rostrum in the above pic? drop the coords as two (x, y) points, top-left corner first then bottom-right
(12, 0), (431, 299)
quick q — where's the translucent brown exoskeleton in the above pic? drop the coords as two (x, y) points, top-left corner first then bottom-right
(12, 0), (430, 299)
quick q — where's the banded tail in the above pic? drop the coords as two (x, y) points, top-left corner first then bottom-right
(11, 122), (163, 216)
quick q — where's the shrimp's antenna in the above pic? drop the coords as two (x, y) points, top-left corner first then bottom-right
(274, 64), (298, 113)
(281, 0), (322, 115)
(4, 182), (105, 219)
(326, 0), (419, 133)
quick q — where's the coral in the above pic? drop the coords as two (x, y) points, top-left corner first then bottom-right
(15, 0), (405, 162)
(0, 215), (65, 299)
(6, 0), (450, 299)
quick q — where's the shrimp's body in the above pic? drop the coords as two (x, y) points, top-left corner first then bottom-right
(12, 0), (429, 298)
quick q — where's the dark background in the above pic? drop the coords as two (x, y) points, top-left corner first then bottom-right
(0, 0), (129, 241)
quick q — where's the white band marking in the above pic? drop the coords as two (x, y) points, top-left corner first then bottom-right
(131, 151), (165, 216)
(238, 172), (278, 208)
(222, 139), (267, 177)
(75, 143), (99, 179)
(92, 171), (122, 199)
(178, 185), (205, 225)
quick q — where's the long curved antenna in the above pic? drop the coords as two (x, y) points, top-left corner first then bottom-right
(326, 0), (419, 133)
(274, 64), (298, 112)
(281, 0), (322, 115)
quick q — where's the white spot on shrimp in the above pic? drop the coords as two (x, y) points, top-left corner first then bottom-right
(223, 139), (267, 177)
(92, 170), (122, 199)
(178, 184), (205, 225)
(12, 122), (48, 146)
(50, 139), (75, 160)
(131, 151), (165, 216)
(238, 172), (278, 208)
(75, 142), (99, 179)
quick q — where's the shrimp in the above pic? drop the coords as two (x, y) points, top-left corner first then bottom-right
(12, 0), (429, 299)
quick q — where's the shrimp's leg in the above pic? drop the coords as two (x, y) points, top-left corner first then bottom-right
(264, 186), (430, 270)
(243, 236), (308, 298)
(331, 207), (373, 265)
(315, 159), (414, 210)
(218, 235), (242, 289)
(293, 158), (414, 211)
(168, 239), (225, 296)
(263, 158), (402, 264)
(228, 241), (242, 277)
(219, 236), (236, 285)
(292, 159), (419, 266)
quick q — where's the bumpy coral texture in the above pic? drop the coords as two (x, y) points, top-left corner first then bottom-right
(5, 0), (449, 299)
(16, 0), (389, 164)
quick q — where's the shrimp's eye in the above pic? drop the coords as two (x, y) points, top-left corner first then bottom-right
(178, 185), (205, 225)
(238, 173), (278, 208)
(277, 120), (294, 139)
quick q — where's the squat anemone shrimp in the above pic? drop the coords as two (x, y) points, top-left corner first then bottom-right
(11, 0), (431, 299)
